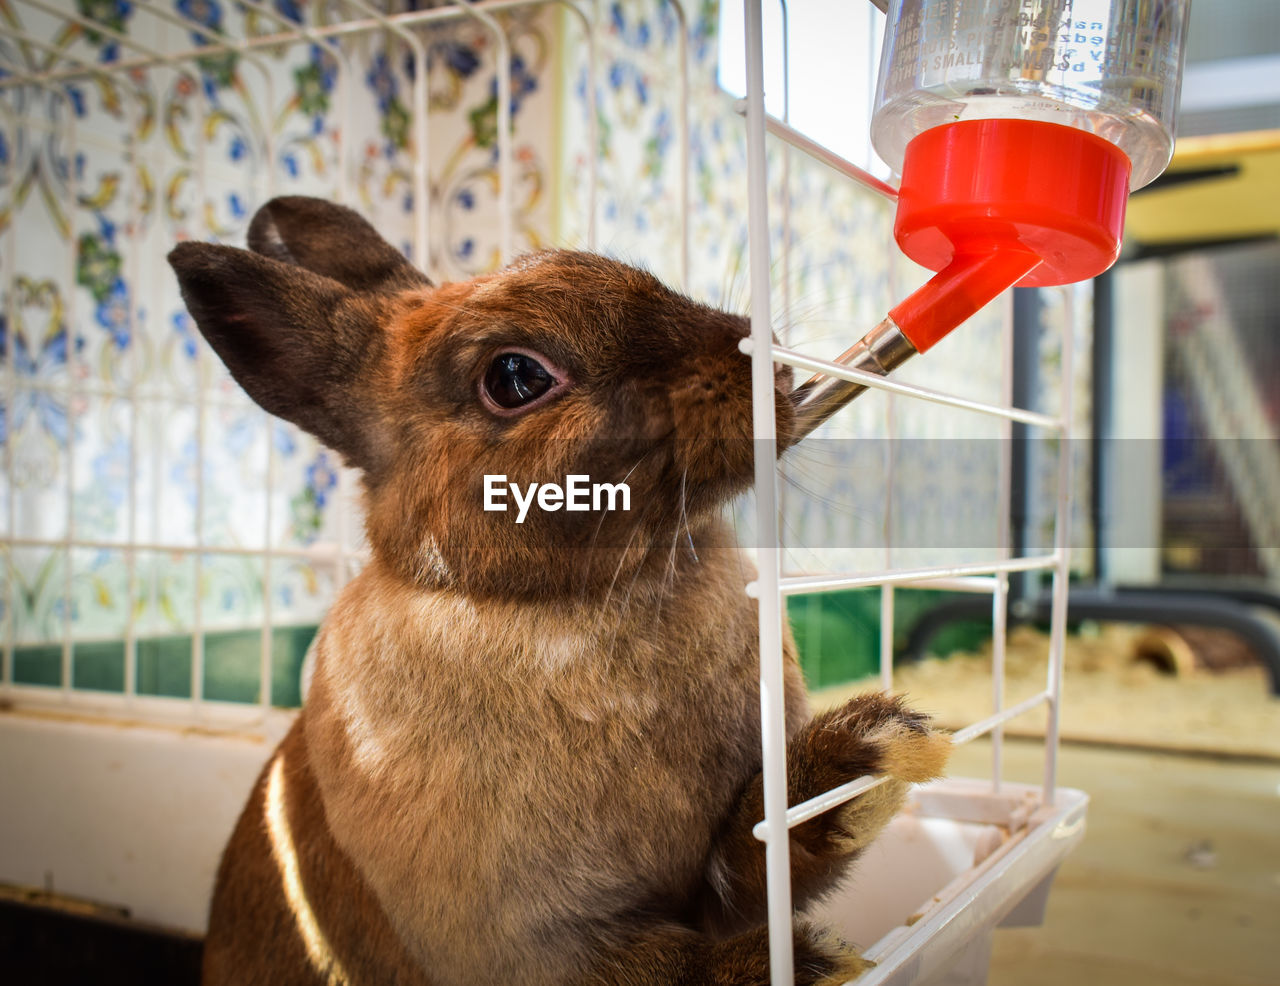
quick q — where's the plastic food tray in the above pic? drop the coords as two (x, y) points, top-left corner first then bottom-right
(808, 778), (1089, 986)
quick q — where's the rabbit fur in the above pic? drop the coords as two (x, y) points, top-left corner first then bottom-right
(168, 196), (951, 986)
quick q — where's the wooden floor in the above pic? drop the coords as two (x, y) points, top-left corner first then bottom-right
(945, 739), (1280, 986)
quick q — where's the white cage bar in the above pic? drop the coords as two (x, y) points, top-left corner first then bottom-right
(740, 1), (1080, 983)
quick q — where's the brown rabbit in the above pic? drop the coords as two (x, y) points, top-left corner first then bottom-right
(168, 196), (950, 986)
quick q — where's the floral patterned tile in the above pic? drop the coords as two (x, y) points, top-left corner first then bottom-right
(201, 401), (269, 550)
(11, 385), (70, 543)
(68, 545), (131, 641)
(6, 263), (75, 380)
(74, 195), (145, 395)
(272, 554), (335, 628)
(70, 392), (132, 543)
(134, 302), (201, 401)
(267, 424), (342, 551)
(134, 398), (199, 547)
(76, 269), (138, 394)
(200, 551), (264, 632)
(2, 0), (559, 666)
(11, 545), (67, 648)
(132, 548), (196, 640)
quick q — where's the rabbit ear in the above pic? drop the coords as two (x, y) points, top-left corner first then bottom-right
(246, 195), (432, 295)
(168, 241), (390, 473)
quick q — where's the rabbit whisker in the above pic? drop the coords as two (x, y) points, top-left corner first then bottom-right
(585, 440), (666, 562)
(678, 468), (698, 563)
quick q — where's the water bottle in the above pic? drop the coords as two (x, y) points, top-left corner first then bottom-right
(873, 0), (1191, 190)
(790, 0), (1190, 438)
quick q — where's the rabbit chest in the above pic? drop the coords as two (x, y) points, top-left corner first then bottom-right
(301, 550), (798, 984)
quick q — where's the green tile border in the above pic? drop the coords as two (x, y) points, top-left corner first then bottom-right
(10, 592), (991, 704)
(10, 625), (319, 708)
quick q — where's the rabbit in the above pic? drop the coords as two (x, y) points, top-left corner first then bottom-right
(168, 196), (951, 986)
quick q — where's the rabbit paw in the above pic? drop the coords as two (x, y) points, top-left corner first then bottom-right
(711, 922), (872, 986)
(825, 692), (952, 784)
(793, 924), (874, 985)
(793, 693), (950, 856)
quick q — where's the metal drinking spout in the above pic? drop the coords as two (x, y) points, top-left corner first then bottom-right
(789, 317), (916, 441)
(789, 246), (1043, 442)
(790, 113), (1141, 442)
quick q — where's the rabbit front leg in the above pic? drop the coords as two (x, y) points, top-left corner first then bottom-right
(581, 919), (870, 986)
(697, 693), (952, 938)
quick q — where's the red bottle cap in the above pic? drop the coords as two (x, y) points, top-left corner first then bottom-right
(888, 118), (1131, 352)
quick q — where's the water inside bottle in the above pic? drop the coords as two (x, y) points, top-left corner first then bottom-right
(872, 91), (1173, 189)
(871, 0), (1190, 189)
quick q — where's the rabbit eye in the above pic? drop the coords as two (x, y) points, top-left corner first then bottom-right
(482, 352), (559, 412)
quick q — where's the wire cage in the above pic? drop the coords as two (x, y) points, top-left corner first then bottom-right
(736, 5), (1086, 980)
(0, 2), (1087, 984)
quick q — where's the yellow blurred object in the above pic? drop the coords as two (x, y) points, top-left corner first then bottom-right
(1124, 129), (1280, 247)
